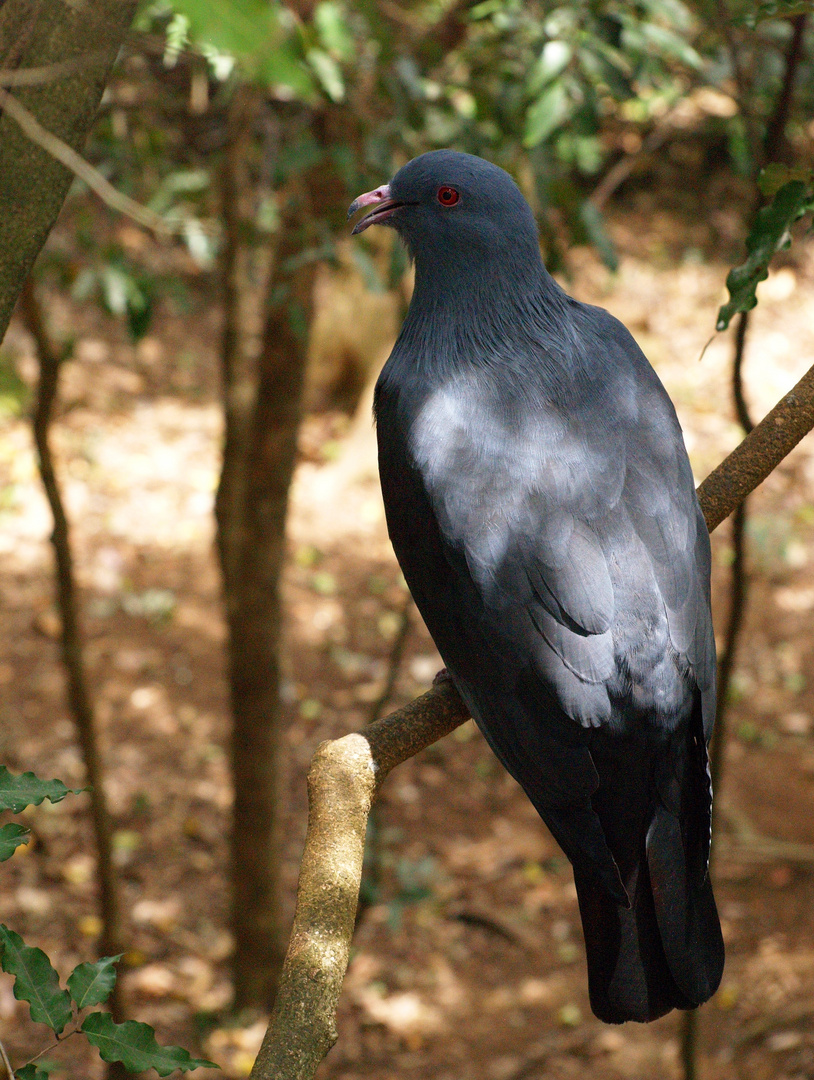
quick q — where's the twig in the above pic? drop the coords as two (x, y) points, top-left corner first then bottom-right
(0, 54), (107, 87)
(0, 1037), (13, 1080)
(681, 19), (806, 1073)
(0, 86), (171, 236)
(590, 121), (676, 211)
(717, 802), (814, 864)
(366, 592), (412, 726)
(447, 901), (544, 954)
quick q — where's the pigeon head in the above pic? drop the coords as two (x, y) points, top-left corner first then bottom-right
(349, 150), (543, 275)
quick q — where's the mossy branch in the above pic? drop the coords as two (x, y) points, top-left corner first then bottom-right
(250, 362), (814, 1080)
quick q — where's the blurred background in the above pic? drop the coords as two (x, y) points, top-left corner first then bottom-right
(1, 1), (814, 1077)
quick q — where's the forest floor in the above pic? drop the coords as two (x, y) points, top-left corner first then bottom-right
(2, 193), (814, 1080)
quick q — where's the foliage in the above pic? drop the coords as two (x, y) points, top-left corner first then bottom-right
(81, 1014), (215, 1076)
(0, 774), (216, 1075)
(67, 955), (123, 1010)
(0, 823), (30, 861)
(0, 926), (73, 1035)
(736, 1), (813, 27)
(0, 767), (84, 814)
(717, 166), (814, 330)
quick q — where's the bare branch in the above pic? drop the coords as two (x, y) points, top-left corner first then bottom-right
(0, 54), (107, 87)
(0, 86), (171, 236)
(698, 360), (814, 533)
(20, 279), (125, 1020)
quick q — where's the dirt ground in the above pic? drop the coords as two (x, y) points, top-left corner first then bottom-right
(2, 199), (814, 1080)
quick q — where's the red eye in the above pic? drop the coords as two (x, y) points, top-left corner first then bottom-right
(437, 185), (460, 206)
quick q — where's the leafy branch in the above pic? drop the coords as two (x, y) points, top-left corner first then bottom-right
(716, 165), (814, 331)
(0, 777), (216, 1077)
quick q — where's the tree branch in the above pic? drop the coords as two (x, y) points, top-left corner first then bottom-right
(697, 360), (814, 533)
(250, 679), (469, 1079)
(250, 360), (814, 1079)
(0, 86), (171, 237)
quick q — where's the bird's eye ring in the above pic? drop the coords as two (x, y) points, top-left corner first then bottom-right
(436, 185), (460, 207)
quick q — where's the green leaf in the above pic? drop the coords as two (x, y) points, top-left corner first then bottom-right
(314, 1), (354, 61)
(528, 40), (572, 94)
(15, 1065), (51, 1080)
(637, 22), (701, 68)
(0, 767), (83, 813)
(524, 82), (569, 147)
(81, 1013), (217, 1076)
(67, 955), (122, 1009)
(717, 180), (814, 331)
(171, 0), (316, 98)
(760, 163), (814, 198)
(307, 48), (345, 101)
(0, 926), (73, 1034)
(0, 823), (30, 861)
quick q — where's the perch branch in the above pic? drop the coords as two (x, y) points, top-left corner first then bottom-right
(251, 360), (814, 1079)
(249, 679), (469, 1080)
(697, 359), (814, 532)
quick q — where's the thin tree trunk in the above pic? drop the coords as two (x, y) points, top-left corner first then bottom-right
(228, 231), (318, 1010)
(20, 279), (124, 1022)
(215, 96), (321, 1009)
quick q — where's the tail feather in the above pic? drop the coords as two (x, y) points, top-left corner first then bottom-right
(574, 863), (694, 1024)
(570, 713), (723, 1024)
(646, 804), (724, 1005)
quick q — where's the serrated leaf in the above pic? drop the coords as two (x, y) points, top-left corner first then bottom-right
(67, 955), (121, 1009)
(0, 823), (30, 861)
(15, 1064), (50, 1080)
(717, 180), (814, 330)
(0, 926), (73, 1034)
(524, 82), (569, 147)
(0, 767), (83, 813)
(81, 1013), (217, 1076)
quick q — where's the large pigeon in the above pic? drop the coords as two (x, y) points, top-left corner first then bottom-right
(349, 149), (723, 1024)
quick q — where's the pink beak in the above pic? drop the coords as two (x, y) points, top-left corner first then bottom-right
(348, 183), (402, 234)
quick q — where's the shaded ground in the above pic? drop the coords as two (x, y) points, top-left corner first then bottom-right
(1, 204), (814, 1080)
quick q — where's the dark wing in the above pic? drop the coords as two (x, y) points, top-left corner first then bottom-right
(405, 348), (713, 736)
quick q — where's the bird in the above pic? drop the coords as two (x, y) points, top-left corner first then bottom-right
(348, 149), (724, 1025)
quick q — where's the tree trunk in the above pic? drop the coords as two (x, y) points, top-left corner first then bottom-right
(0, 0), (138, 343)
(215, 96), (320, 1010)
